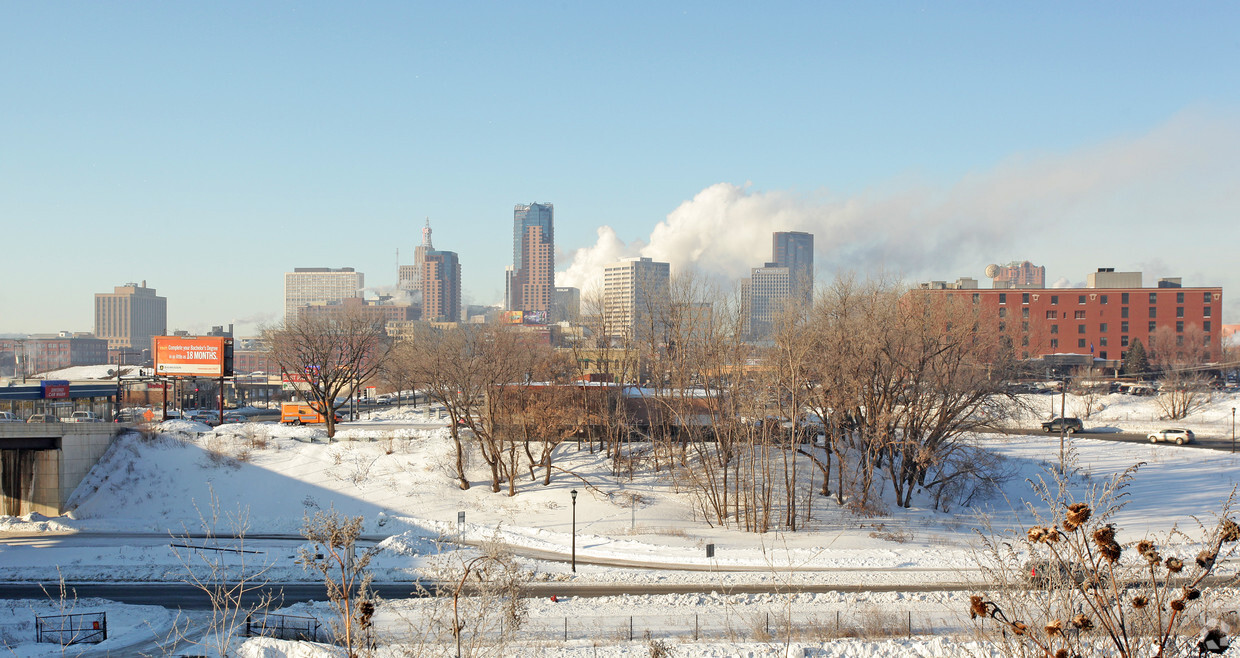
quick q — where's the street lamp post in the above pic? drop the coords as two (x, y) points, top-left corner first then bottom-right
(570, 489), (578, 573)
(1232, 407), (1236, 455)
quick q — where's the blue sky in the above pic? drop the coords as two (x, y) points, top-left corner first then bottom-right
(3, 2), (1239, 335)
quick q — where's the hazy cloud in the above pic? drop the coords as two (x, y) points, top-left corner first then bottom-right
(557, 109), (1240, 321)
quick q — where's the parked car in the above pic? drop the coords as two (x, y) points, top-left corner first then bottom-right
(1148, 428), (1194, 445)
(189, 411), (220, 424)
(221, 412), (248, 424)
(67, 411), (104, 423)
(27, 414), (61, 423)
(1041, 417), (1084, 434)
(0, 411), (20, 423)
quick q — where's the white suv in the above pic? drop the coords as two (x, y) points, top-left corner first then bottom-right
(0, 411), (20, 423)
(67, 411), (104, 423)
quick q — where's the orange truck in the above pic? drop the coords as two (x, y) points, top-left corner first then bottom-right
(280, 403), (342, 425)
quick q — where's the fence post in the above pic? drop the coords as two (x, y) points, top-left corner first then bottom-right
(630, 616), (633, 641)
(836, 610), (840, 634)
(695, 613), (698, 641)
(766, 612), (770, 635)
(907, 610), (912, 638)
(564, 617), (568, 641)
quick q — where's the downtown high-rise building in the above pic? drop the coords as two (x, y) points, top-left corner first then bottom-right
(505, 203), (554, 313)
(772, 231), (814, 303)
(94, 281), (167, 351)
(744, 231), (814, 340)
(603, 257), (670, 338)
(421, 224), (461, 323)
(283, 267), (364, 321)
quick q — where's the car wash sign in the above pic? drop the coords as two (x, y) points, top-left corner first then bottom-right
(41, 380), (70, 399)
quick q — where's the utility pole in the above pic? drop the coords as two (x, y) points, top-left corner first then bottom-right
(1060, 376), (1068, 475)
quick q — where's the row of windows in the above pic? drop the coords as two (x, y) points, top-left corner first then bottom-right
(1041, 305), (1213, 321)
(985, 291), (1216, 305)
(1045, 321), (1212, 334)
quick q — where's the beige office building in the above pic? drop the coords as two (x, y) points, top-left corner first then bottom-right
(94, 281), (168, 351)
(284, 267), (364, 321)
(603, 257), (670, 338)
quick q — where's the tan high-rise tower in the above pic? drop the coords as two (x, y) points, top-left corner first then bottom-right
(94, 281), (167, 351)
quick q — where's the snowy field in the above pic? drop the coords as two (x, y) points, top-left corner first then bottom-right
(3, 388), (1240, 656)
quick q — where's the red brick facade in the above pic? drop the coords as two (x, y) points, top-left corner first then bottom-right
(918, 286), (1222, 363)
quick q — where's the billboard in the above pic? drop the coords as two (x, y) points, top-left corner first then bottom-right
(153, 337), (233, 377)
(41, 380), (70, 399)
(522, 310), (548, 325)
(500, 311), (524, 325)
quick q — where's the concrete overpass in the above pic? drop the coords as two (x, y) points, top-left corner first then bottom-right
(0, 423), (124, 517)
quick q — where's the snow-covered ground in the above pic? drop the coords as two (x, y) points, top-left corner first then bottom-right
(2, 390), (1240, 656)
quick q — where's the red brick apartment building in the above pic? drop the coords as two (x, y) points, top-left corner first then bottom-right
(918, 269), (1222, 365)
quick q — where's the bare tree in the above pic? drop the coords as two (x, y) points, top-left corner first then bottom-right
(169, 487), (277, 657)
(1150, 324), (1213, 420)
(298, 509), (374, 658)
(264, 310), (391, 438)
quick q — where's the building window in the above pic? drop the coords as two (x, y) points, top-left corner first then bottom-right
(1100, 295), (1108, 304)
(1051, 339), (1059, 349)
(998, 307), (1007, 318)
(1176, 335), (1184, 346)
(1100, 337), (1107, 347)
(1149, 321), (1157, 332)
(1176, 307), (1184, 318)
(1176, 292), (1184, 303)
(1204, 306), (1212, 317)
(999, 322), (1006, 332)
(1051, 325), (1059, 334)
(999, 293), (1007, 304)
(1078, 324), (1086, 334)
(1204, 321), (1211, 332)
(1022, 308), (1029, 319)
(1122, 292), (1130, 304)
(1078, 339), (1087, 348)
(1100, 323), (1108, 333)
(1021, 335), (1029, 346)
(1074, 310), (1086, 319)
(1121, 307), (1129, 319)
(1177, 321), (1184, 333)
(1046, 310), (1057, 319)
(1122, 336), (1129, 347)
(1149, 292), (1157, 304)
(1022, 321), (1029, 332)
(1149, 307), (1157, 318)
(1121, 321), (1129, 333)
(1205, 292), (1213, 303)
(1078, 295), (1086, 304)
(1100, 351), (1107, 360)
(1051, 295), (1059, 305)
(972, 293), (979, 303)
(1022, 293), (1029, 304)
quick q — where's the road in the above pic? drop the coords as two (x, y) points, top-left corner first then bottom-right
(994, 426), (1239, 453)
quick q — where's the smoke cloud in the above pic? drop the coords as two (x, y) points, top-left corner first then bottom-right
(556, 110), (1240, 306)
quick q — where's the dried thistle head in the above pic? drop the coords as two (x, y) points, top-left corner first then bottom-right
(1012, 621), (1028, 635)
(1165, 557), (1184, 573)
(1136, 539), (1154, 555)
(970, 595), (988, 619)
(1197, 550), (1217, 570)
(1221, 518), (1240, 543)
(1093, 524), (1122, 563)
(1132, 595), (1149, 609)
(1170, 598), (1186, 612)
(1045, 619), (1064, 636)
(1144, 549), (1162, 566)
(1072, 613), (1094, 631)
(1045, 527), (1062, 543)
(1054, 650), (1069, 658)
(1064, 502), (1091, 531)
(1184, 587), (1201, 601)
(1028, 526), (1048, 543)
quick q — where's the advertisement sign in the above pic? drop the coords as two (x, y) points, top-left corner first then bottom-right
(154, 337), (231, 377)
(500, 311), (524, 325)
(522, 310), (548, 325)
(41, 380), (70, 399)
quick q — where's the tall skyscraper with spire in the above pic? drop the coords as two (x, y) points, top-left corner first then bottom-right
(505, 203), (554, 313)
(398, 219), (434, 296)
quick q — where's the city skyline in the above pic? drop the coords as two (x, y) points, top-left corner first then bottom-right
(3, 4), (1239, 335)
